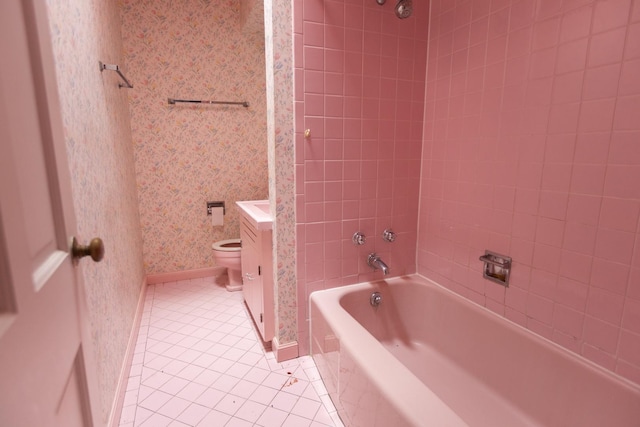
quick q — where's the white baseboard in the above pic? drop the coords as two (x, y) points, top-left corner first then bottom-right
(108, 276), (148, 427)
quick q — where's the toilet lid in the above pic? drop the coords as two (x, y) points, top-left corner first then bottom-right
(212, 238), (241, 251)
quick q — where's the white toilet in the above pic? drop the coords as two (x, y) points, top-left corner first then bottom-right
(212, 239), (242, 292)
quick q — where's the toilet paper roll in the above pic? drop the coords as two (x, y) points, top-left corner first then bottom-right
(211, 206), (224, 226)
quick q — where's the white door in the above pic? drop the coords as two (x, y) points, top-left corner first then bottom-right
(0, 0), (100, 426)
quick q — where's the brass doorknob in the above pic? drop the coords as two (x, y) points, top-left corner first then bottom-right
(71, 237), (105, 262)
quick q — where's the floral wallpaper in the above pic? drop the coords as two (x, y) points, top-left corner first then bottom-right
(266, 0), (298, 345)
(45, 0), (145, 423)
(121, 0), (269, 275)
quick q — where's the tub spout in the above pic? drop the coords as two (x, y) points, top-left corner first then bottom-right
(367, 253), (390, 275)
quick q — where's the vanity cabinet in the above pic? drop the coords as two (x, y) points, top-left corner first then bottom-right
(240, 214), (274, 342)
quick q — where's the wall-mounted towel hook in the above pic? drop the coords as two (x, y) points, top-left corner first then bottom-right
(99, 61), (133, 89)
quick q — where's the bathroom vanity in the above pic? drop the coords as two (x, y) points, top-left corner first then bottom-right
(236, 200), (274, 342)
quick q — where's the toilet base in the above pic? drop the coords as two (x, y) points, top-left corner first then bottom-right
(225, 268), (243, 292)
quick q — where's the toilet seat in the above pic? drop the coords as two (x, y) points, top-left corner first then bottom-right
(212, 238), (241, 252)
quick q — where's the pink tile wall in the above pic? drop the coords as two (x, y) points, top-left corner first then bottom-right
(420, 0), (640, 385)
(294, 0), (429, 351)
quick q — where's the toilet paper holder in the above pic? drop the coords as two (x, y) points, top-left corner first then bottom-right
(207, 201), (225, 215)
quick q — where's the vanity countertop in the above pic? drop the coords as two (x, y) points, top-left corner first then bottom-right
(236, 200), (272, 230)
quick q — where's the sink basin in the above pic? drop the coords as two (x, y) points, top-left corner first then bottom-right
(236, 200), (273, 230)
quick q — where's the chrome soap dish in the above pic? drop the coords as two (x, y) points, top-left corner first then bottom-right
(479, 250), (512, 287)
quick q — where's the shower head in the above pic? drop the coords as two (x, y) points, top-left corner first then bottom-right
(395, 0), (413, 19)
(376, 0), (386, 4)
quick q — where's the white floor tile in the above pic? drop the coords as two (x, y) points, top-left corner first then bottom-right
(158, 376), (190, 395)
(291, 397), (321, 419)
(138, 389), (173, 412)
(176, 382), (207, 402)
(119, 404), (136, 424)
(243, 366), (271, 385)
(118, 278), (341, 427)
(211, 374), (241, 393)
(225, 362), (252, 379)
(139, 412), (173, 427)
(141, 370), (173, 389)
(282, 413), (313, 427)
(270, 392), (299, 413)
(214, 393), (246, 416)
(313, 406), (335, 426)
(136, 385), (155, 404)
(175, 402), (210, 426)
(225, 417), (253, 427)
(132, 406), (154, 426)
(234, 399), (268, 423)
(261, 371), (291, 390)
(155, 396), (191, 419)
(210, 357), (235, 374)
(194, 387), (226, 409)
(167, 420), (190, 427)
(229, 379), (260, 399)
(197, 409), (231, 426)
(192, 368), (222, 388)
(248, 384), (279, 406)
(256, 406), (289, 426)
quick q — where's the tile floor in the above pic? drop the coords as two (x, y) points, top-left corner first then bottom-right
(118, 276), (344, 427)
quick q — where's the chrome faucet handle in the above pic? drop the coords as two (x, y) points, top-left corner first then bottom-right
(382, 229), (396, 242)
(352, 232), (366, 245)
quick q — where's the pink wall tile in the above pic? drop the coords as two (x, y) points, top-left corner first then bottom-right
(295, 0), (429, 350)
(592, 0), (631, 33)
(420, 0), (640, 385)
(588, 27), (626, 67)
(574, 132), (609, 163)
(590, 257), (629, 295)
(626, 23), (640, 59)
(578, 98), (616, 133)
(583, 64), (621, 100)
(586, 287), (625, 325)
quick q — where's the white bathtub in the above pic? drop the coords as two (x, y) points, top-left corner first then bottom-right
(309, 275), (640, 426)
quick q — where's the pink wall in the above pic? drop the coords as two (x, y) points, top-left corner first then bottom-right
(294, 0), (429, 351)
(420, 0), (640, 384)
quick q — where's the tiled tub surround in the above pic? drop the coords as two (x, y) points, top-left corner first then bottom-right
(419, 0), (640, 384)
(119, 277), (342, 427)
(293, 0), (430, 355)
(310, 275), (640, 426)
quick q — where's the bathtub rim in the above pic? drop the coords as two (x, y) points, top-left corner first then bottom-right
(309, 273), (640, 426)
(309, 275), (468, 426)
